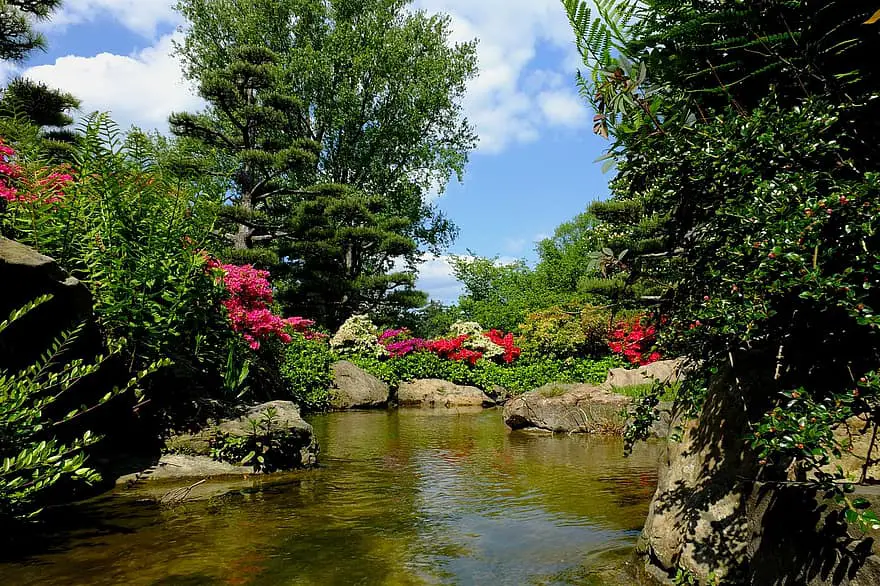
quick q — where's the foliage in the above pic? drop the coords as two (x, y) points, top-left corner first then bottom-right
(0, 295), (168, 524)
(169, 40), (320, 261)
(279, 333), (334, 411)
(173, 0), (478, 326)
(0, 0), (62, 62)
(565, 0), (880, 541)
(351, 352), (624, 397)
(608, 314), (661, 366)
(279, 183), (426, 327)
(0, 79), (81, 161)
(0, 116), (241, 415)
(517, 305), (611, 359)
(208, 406), (296, 472)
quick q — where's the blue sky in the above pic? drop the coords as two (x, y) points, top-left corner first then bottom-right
(3, 0), (610, 303)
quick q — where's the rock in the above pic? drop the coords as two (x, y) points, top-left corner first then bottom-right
(157, 401), (318, 478)
(329, 360), (390, 409)
(0, 237), (98, 372)
(604, 358), (684, 390)
(503, 383), (630, 433)
(117, 454), (255, 484)
(638, 369), (880, 584)
(397, 379), (495, 408)
(217, 401), (318, 468)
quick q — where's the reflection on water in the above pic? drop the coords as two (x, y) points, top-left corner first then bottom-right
(0, 409), (659, 585)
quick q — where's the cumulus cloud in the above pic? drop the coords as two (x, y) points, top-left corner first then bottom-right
(415, 0), (587, 153)
(47, 0), (180, 39)
(537, 89), (588, 127)
(415, 254), (464, 303)
(22, 33), (203, 132)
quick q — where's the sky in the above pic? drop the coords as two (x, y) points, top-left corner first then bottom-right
(4, 0), (611, 303)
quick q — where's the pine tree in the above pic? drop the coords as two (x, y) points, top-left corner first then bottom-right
(169, 45), (320, 266)
(0, 0), (62, 62)
(278, 184), (426, 328)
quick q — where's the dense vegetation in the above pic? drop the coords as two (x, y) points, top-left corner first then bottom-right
(560, 0), (880, 534)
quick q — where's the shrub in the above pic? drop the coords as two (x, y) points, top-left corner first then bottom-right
(517, 305), (610, 359)
(279, 334), (334, 411)
(0, 296), (167, 524)
(0, 116), (236, 415)
(608, 315), (661, 366)
(351, 351), (625, 398)
(330, 315), (387, 357)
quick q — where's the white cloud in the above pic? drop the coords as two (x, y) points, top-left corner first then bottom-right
(416, 254), (464, 303)
(537, 89), (588, 127)
(415, 0), (586, 153)
(47, 0), (180, 39)
(22, 33), (203, 132)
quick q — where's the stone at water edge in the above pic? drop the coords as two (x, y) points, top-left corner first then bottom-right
(503, 383), (631, 433)
(135, 401), (318, 483)
(329, 360), (390, 409)
(604, 358), (684, 390)
(397, 379), (495, 408)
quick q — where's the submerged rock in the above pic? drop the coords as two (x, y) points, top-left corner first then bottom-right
(503, 383), (631, 434)
(397, 379), (495, 408)
(329, 360), (390, 409)
(126, 401), (318, 483)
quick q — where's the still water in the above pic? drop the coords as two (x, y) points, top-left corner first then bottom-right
(1, 409), (660, 585)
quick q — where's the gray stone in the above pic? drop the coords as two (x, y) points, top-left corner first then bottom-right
(116, 454), (255, 484)
(503, 383), (630, 433)
(0, 237), (98, 372)
(604, 358), (684, 390)
(160, 401), (318, 477)
(396, 379), (495, 408)
(329, 360), (390, 409)
(638, 369), (880, 584)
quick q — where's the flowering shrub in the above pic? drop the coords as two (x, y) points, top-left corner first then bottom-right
(209, 261), (315, 350)
(486, 329), (521, 364)
(330, 315), (387, 357)
(0, 138), (74, 206)
(608, 316), (661, 366)
(428, 335), (483, 365)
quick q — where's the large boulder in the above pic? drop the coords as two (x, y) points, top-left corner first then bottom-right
(329, 360), (390, 409)
(503, 383), (631, 433)
(0, 237), (98, 372)
(604, 358), (684, 390)
(397, 379), (495, 408)
(143, 401), (318, 481)
(637, 370), (880, 584)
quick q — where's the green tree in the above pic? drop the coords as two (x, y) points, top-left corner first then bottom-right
(173, 0), (477, 324)
(0, 1), (82, 161)
(0, 0), (61, 61)
(169, 43), (320, 266)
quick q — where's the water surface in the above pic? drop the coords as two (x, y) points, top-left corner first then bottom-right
(1, 409), (659, 585)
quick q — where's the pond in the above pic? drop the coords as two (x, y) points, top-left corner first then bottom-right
(0, 409), (660, 585)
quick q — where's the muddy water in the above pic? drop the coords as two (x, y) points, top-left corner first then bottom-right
(0, 409), (660, 585)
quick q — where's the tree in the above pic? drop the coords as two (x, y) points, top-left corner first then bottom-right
(170, 44), (320, 265)
(280, 183), (428, 327)
(0, 78), (81, 161)
(173, 0), (477, 324)
(565, 0), (880, 578)
(0, 1), (82, 161)
(0, 0), (61, 62)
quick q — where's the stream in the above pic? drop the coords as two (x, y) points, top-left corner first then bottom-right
(0, 409), (660, 585)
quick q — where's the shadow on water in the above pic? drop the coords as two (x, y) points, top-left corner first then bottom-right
(0, 409), (660, 585)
